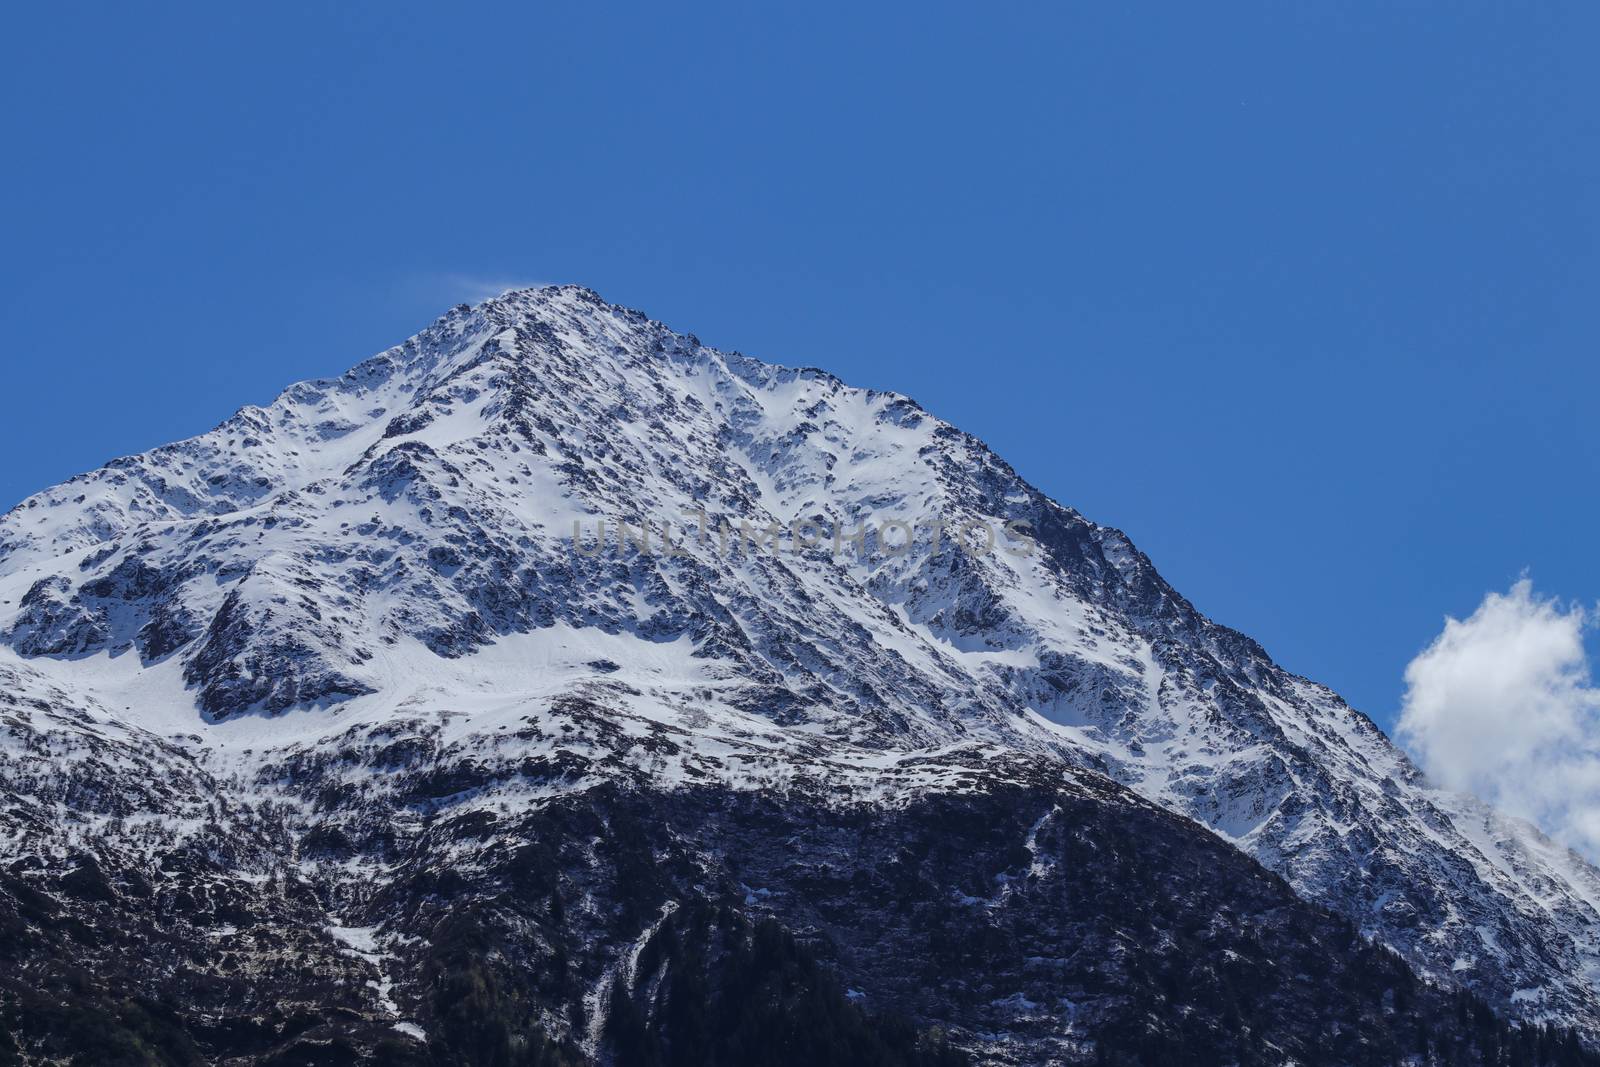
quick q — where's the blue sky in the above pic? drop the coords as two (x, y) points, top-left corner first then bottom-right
(1, 2), (1594, 733)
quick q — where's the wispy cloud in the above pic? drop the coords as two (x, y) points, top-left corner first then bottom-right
(433, 273), (553, 305)
(1398, 578), (1600, 856)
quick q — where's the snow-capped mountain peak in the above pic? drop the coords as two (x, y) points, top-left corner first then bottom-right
(4, 287), (1600, 1060)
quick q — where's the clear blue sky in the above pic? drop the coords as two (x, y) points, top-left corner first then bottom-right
(2, 3), (1595, 732)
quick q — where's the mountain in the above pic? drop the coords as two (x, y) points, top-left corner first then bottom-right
(2, 285), (1599, 1065)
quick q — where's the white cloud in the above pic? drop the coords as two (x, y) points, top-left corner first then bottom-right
(433, 274), (553, 305)
(1398, 579), (1600, 856)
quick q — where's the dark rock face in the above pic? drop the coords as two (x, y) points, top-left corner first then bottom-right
(184, 579), (376, 717)
(8, 576), (106, 656)
(417, 780), (1586, 1067)
(3, 286), (1600, 1063)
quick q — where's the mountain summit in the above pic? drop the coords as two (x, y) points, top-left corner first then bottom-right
(2, 286), (1598, 1064)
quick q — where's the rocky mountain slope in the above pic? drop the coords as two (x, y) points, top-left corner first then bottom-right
(3, 285), (1599, 1064)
